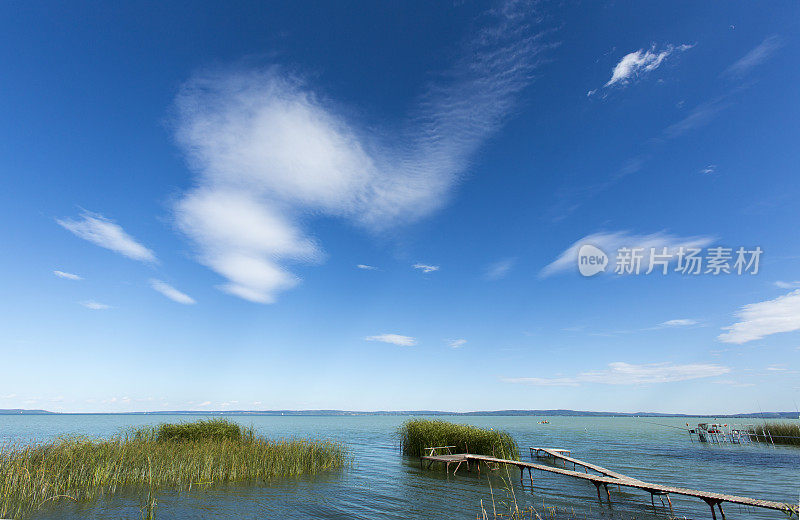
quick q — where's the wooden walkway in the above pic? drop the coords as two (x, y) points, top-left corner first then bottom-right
(420, 447), (799, 519)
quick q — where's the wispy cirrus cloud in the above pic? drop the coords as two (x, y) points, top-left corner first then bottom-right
(150, 279), (196, 305)
(540, 231), (713, 277)
(172, 1), (548, 303)
(485, 258), (515, 280)
(660, 319), (698, 327)
(448, 338), (467, 349)
(413, 263), (440, 274)
(365, 334), (417, 347)
(53, 270), (82, 280)
(356, 264), (378, 271)
(589, 43), (693, 95)
(57, 212), (156, 262)
(81, 300), (111, 310)
(718, 289), (800, 344)
(723, 35), (782, 78)
(774, 281), (800, 289)
(504, 361), (730, 386)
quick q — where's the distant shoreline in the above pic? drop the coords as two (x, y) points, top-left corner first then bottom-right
(1, 408), (797, 418)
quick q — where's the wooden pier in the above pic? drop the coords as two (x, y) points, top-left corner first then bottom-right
(420, 446), (799, 519)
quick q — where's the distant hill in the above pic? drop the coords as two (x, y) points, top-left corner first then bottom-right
(0, 409), (56, 415)
(1, 408), (797, 418)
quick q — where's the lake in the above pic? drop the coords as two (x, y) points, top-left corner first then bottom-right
(1, 414), (797, 519)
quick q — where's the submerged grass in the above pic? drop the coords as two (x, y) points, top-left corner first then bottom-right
(0, 419), (347, 519)
(399, 419), (519, 460)
(752, 422), (800, 446)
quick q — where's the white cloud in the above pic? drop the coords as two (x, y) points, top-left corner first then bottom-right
(198, 401), (212, 407)
(54, 270), (82, 280)
(700, 165), (717, 175)
(365, 334), (417, 347)
(723, 36), (782, 77)
(0, 393), (16, 399)
(718, 289), (800, 344)
(57, 212), (156, 262)
(448, 338), (467, 349)
(485, 258), (515, 280)
(664, 98), (730, 139)
(597, 44), (693, 90)
(172, 2), (546, 303)
(503, 361), (730, 386)
(81, 300), (111, 310)
(774, 281), (800, 289)
(357, 264), (378, 270)
(540, 231), (713, 277)
(413, 263), (439, 274)
(660, 319), (698, 327)
(150, 279), (196, 305)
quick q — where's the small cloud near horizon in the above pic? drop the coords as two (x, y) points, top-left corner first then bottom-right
(366, 334), (417, 347)
(503, 361), (730, 386)
(54, 270), (82, 280)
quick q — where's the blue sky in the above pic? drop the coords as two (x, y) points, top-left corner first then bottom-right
(1, 1), (799, 414)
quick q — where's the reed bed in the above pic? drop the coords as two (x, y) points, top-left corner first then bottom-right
(399, 419), (519, 460)
(752, 422), (800, 446)
(0, 419), (347, 519)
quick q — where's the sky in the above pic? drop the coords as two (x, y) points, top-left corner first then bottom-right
(1, 1), (799, 414)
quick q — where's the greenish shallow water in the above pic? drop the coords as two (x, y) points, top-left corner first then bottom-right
(1, 414), (797, 519)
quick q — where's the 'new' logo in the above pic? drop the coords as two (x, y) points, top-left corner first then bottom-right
(577, 244), (607, 277)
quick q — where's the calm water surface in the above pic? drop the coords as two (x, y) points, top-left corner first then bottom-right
(1, 415), (797, 519)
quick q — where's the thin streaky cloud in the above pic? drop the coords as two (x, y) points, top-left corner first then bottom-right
(53, 270), (82, 280)
(660, 319), (698, 327)
(172, 0), (549, 303)
(81, 300), (111, 310)
(448, 338), (467, 349)
(57, 211), (156, 263)
(485, 258), (515, 280)
(356, 264), (378, 270)
(150, 279), (196, 305)
(365, 334), (417, 347)
(503, 361), (730, 386)
(774, 281), (800, 289)
(723, 35), (782, 77)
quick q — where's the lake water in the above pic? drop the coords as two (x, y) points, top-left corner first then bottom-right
(1, 415), (797, 519)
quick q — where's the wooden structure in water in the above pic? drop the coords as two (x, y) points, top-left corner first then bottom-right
(420, 446), (798, 519)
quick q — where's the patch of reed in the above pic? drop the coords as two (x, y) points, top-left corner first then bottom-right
(752, 422), (800, 446)
(398, 419), (519, 460)
(0, 419), (347, 519)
